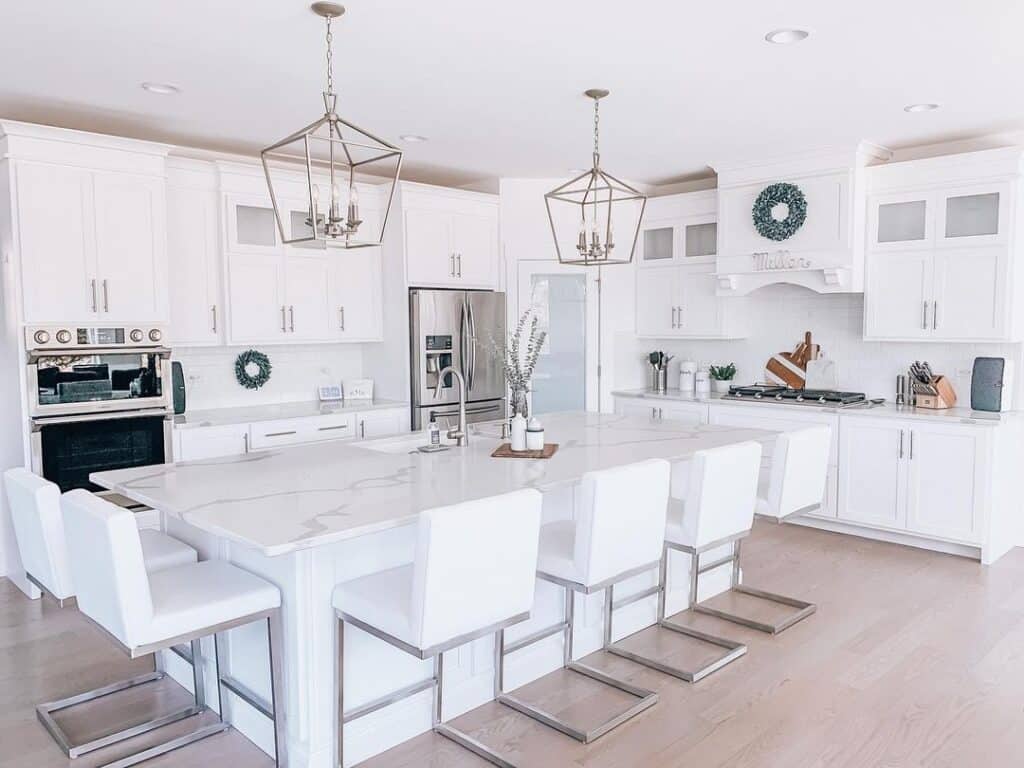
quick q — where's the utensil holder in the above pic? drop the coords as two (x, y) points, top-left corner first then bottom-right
(650, 365), (668, 392)
(915, 376), (957, 409)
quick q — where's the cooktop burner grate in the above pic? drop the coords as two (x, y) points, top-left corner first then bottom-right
(725, 385), (867, 407)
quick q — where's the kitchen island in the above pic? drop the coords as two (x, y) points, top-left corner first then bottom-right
(92, 411), (776, 767)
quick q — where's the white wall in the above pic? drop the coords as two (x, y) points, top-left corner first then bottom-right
(616, 282), (1024, 405)
(173, 344), (366, 411)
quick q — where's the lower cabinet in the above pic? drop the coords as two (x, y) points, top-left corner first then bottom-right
(357, 409), (407, 439)
(613, 397), (708, 426)
(177, 424), (251, 461)
(838, 415), (986, 544)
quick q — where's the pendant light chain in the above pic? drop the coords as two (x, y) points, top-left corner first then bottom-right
(592, 97), (600, 168)
(325, 15), (335, 96)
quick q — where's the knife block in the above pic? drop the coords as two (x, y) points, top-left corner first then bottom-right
(915, 376), (957, 409)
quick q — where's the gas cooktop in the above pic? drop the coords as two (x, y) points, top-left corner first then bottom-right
(723, 385), (869, 408)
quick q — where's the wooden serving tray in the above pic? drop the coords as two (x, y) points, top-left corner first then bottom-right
(491, 443), (559, 459)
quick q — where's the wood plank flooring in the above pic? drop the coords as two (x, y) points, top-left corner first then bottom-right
(4, 520), (1024, 767)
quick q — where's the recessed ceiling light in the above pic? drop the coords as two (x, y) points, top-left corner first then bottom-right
(764, 28), (810, 44)
(399, 134), (428, 143)
(141, 82), (180, 95)
(904, 103), (940, 113)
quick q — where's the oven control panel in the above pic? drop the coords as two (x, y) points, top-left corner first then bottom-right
(26, 324), (169, 350)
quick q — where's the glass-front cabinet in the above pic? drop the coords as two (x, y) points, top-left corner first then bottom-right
(870, 183), (1009, 250)
(638, 214), (717, 266)
(225, 194), (281, 254)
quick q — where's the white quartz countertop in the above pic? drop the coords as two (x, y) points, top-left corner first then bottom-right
(92, 411), (776, 557)
(173, 398), (408, 429)
(612, 388), (1015, 426)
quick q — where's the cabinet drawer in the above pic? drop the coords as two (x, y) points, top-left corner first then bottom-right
(308, 413), (358, 441)
(249, 414), (357, 449)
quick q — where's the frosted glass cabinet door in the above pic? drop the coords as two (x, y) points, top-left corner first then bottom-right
(226, 195), (281, 254)
(938, 185), (1009, 246)
(641, 225), (674, 263)
(874, 198), (930, 246)
(684, 221), (717, 259)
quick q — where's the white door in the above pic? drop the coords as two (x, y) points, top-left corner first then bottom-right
(838, 418), (906, 529)
(16, 163), (97, 322)
(227, 254), (285, 343)
(405, 208), (454, 286)
(635, 266), (679, 338)
(356, 409), (407, 439)
(168, 185), (221, 345)
(905, 424), (984, 543)
(93, 173), (167, 321)
(331, 249), (383, 341)
(284, 257), (332, 341)
(864, 251), (934, 339)
(677, 265), (721, 337)
(931, 247), (1007, 339)
(451, 212), (497, 287)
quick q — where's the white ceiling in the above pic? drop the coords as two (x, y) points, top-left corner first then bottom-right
(2, 0), (1023, 188)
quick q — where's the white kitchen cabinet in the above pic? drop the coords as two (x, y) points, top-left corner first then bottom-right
(864, 250), (933, 339)
(227, 253), (285, 343)
(937, 184), (1010, 247)
(870, 192), (933, 250)
(330, 249), (383, 341)
(16, 163), (167, 323)
(451, 211), (497, 286)
(177, 424), (251, 461)
(931, 247), (1006, 339)
(613, 396), (708, 426)
(635, 264), (745, 339)
(249, 413), (357, 450)
(225, 194), (281, 255)
(167, 179), (222, 346)
(838, 415), (985, 544)
(284, 256), (332, 341)
(403, 208), (452, 285)
(356, 408), (407, 439)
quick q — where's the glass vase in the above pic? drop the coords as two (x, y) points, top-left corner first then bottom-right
(510, 388), (529, 419)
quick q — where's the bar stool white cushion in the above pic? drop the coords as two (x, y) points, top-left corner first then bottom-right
(665, 442), (762, 549)
(757, 426), (831, 520)
(537, 460), (671, 589)
(62, 490), (278, 650)
(4, 468), (196, 601)
(139, 530), (198, 573)
(334, 489), (542, 652)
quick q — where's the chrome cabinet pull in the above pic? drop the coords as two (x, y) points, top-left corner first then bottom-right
(898, 429), (904, 459)
(102, 279), (110, 312)
(243, 433), (250, 454)
(265, 430), (297, 438)
(289, 305), (295, 332)
(211, 305), (217, 333)
(317, 424), (348, 432)
(281, 306), (287, 332)
(922, 301), (928, 330)
(450, 254), (456, 276)
(360, 420), (365, 438)
(932, 301), (937, 330)
(90, 279), (97, 312)
(339, 306), (346, 331)
(909, 430), (914, 460)
(671, 307), (677, 329)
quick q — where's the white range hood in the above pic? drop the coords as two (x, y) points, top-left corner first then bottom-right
(711, 142), (891, 296)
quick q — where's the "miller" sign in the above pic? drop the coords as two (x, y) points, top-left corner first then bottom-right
(751, 250), (812, 271)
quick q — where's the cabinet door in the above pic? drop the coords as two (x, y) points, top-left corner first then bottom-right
(168, 186), (221, 345)
(177, 425), (250, 461)
(937, 184), (1009, 248)
(615, 398), (660, 420)
(227, 254), (285, 343)
(225, 195), (281, 255)
(451, 211), (497, 287)
(838, 418), (906, 529)
(639, 219), (677, 266)
(905, 425), (983, 543)
(405, 208), (454, 286)
(864, 251), (933, 339)
(870, 193), (933, 250)
(284, 256), (332, 341)
(931, 247), (1007, 339)
(331, 249), (383, 341)
(356, 409), (407, 439)
(657, 402), (708, 426)
(16, 163), (97, 322)
(635, 266), (679, 337)
(93, 173), (167, 321)
(677, 266), (722, 337)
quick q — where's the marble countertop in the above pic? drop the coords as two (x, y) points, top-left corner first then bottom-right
(92, 411), (776, 557)
(613, 388), (1014, 426)
(173, 398), (408, 429)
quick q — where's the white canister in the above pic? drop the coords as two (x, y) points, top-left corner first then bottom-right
(679, 360), (697, 394)
(526, 417), (545, 451)
(510, 414), (528, 451)
(695, 367), (711, 398)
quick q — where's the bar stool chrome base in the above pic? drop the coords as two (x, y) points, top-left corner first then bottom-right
(692, 536), (816, 635)
(338, 613), (523, 768)
(605, 538), (747, 683)
(495, 566), (659, 744)
(36, 609), (286, 768)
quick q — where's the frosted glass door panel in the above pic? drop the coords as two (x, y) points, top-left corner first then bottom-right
(236, 204), (278, 247)
(877, 200), (927, 243)
(685, 222), (717, 257)
(524, 274), (586, 415)
(642, 227), (674, 261)
(945, 193), (999, 238)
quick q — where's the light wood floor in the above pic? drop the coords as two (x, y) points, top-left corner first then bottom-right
(5, 520), (1024, 768)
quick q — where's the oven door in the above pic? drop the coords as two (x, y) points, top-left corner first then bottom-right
(28, 347), (173, 418)
(30, 410), (173, 493)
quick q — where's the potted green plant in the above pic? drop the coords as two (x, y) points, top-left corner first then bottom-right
(709, 363), (737, 394)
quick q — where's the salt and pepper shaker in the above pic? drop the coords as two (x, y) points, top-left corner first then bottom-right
(896, 374), (907, 406)
(526, 417), (545, 451)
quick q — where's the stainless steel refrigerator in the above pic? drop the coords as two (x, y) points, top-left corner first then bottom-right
(409, 288), (506, 430)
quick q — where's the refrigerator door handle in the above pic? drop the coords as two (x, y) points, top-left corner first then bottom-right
(459, 299), (469, 391)
(467, 298), (477, 391)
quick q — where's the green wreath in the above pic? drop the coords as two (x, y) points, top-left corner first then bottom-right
(234, 349), (272, 390)
(752, 182), (807, 241)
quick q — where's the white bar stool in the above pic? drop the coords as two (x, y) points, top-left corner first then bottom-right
(495, 460), (668, 744)
(3, 467), (197, 606)
(334, 489), (542, 768)
(39, 490), (287, 768)
(695, 426), (829, 634)
(605, 442), (762, 682)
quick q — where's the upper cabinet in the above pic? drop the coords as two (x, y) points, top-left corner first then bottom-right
(864, 148), (1024, 342)
(400, 183), (499, 289)
(15, 162), (168, 324)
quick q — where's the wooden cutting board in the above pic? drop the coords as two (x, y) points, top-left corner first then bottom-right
(765, 331), (816, 388)
(491, 443), (559, 459)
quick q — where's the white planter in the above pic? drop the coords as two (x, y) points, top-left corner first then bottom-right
(712, 379), (733, 393)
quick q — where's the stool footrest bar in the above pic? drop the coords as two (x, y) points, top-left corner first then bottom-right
(342, 676), (437, 723)
(694, 585), (816, 635)
(611, 584), (661, 611)
(98, 721), (230, 768)
(503, 621), (568, 655)
(434, 722), (516, 768)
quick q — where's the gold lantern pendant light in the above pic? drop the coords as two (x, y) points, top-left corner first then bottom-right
(545, 89), (647, 266)
(261, 3), (403, 249)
